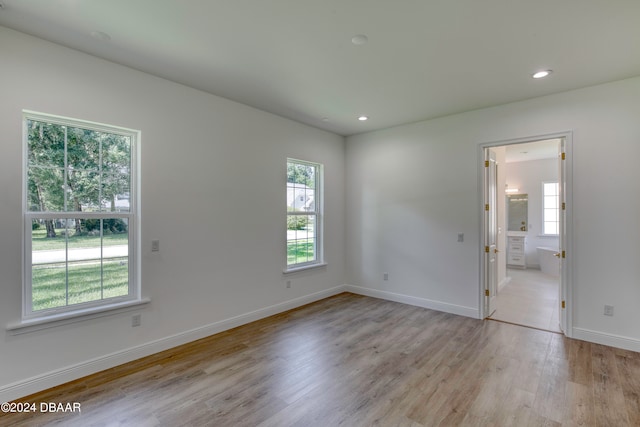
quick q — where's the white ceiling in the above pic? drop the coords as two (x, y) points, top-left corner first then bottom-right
(1, 1), (639, 136)
(504, 138), (560, 163)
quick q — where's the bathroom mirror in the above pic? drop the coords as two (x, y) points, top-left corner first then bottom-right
(507, 194), (528, 232)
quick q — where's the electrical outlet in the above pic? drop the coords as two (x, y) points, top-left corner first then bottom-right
(383, 272), (389, 281)
(604, 305), (614, 317)
(151, 239), (160, 252)
(286, 280), (291, 288)
(132, 314), (141, 327)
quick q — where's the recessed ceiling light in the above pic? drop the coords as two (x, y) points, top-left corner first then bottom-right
(358, 115), (369, 121)
(91, 31), (111, 41)
(351, 34), (368, 46)
(532, 70), (552, 79)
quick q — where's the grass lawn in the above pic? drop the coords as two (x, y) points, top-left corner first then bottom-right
(32, 228), (128, 251)
(287, 239), (315, 265)
(32, 259), (128, 312)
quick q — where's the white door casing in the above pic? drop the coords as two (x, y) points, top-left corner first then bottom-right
(484, 149), (498, 317)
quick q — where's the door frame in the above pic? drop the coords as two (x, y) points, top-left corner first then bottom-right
(478, 131), (573, 337)
(483, 148), (498, 317)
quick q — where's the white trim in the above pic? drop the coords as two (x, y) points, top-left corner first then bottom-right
(572, 327), (640, 353)
(478, 131), (573, 336)
(0, 287), (345, 403)
(283, 262), (328, 274)
(345, 285), (479, 318)
(22, 110), (141, 320)
(7, 298), (151, 334)
(286, 158), (324, 270)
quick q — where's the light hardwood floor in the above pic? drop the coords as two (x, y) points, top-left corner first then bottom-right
(490, 268), (561, 333)
(2, 293), (639, 426)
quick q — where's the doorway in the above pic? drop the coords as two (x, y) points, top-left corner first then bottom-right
(480, 134), (572, 336)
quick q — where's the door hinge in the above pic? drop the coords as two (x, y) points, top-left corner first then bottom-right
(485, 246), (490, 253)
(485, 289), (490, 297)
(562, 300), (566, 309)
(561, 152), (566, 160)
(485, 160), (489, 167)
(562, 250), (566, 258)
(562, 202), (566, 210)
(485, 204), (490, 211)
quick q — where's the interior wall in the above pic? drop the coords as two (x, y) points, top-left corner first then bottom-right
(0, 27), (345, 400)
(505, 158), (559, 268)
(345, 75), (640, 350)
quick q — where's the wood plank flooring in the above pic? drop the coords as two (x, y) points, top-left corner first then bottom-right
(2, 293), (639, 426)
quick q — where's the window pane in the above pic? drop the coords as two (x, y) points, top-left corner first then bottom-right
(27, 167), (65, 212)
(30, 217), (129, 312)
(66, 127), (100, 171)
(67, 170), (101, 212)
(544, 210), (558, 222)
(31, 218), (68, 311)
(287, 183), (315, 213)
(543, 182), (558, 196)
(544, 195), (557, 209)
(102, 134), (131, 175)
(27, 120), (65, 168)
(545, 223), (558, 235)
(287, 162), (315, 188)
(287, 214), (316, 265)
(102, 218), (129, 298)
(102, 174), (130, 212)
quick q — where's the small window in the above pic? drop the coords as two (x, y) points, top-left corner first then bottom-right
(543, 181), (559, 235)
(286, 159), (322, 269)
(23, 111), (140, 320)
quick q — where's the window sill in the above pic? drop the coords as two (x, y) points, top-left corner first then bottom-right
(283, 262), (327, 274)
(6, 298), (151, 335)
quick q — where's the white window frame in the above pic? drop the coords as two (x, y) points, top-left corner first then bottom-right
(542, 181), (559, 236)
(21, 111), (141, 323)
(286, 158), (324, 272)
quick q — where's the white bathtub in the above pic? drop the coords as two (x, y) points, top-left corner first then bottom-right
(537, 247), (560, 277)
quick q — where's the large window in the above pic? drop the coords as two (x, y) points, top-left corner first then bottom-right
(543, 181), (559, 235)
(286, 159), (322, 270)
(23, 111), (139, 320)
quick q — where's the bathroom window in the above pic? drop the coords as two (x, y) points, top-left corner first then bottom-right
(542, 181), (559, 235)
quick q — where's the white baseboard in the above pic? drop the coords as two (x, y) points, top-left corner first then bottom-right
(344, 284), (479, 319)
(0, 286), (346, 403)
(572, 327), (640, 353)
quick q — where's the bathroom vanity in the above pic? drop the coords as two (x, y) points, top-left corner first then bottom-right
(507, 235), (526, 269)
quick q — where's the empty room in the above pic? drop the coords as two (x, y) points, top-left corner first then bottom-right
(1, 1), (640, 426)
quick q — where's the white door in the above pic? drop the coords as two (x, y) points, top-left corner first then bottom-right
(558, 138), (567, 332)
(484, 149), (498, 317)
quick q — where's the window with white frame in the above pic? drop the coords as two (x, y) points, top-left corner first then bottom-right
(23, 111), (139, 319)
(543, 181), (559, 235)
(286, 159), (322, 269)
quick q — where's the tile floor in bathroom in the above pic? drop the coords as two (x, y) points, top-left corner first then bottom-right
(489, 268), (561, 333)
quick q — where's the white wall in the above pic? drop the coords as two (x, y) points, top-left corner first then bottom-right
(0, 27), (345, 401)
(345, 75), (640, 351)
(505, 158), (560, 268)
